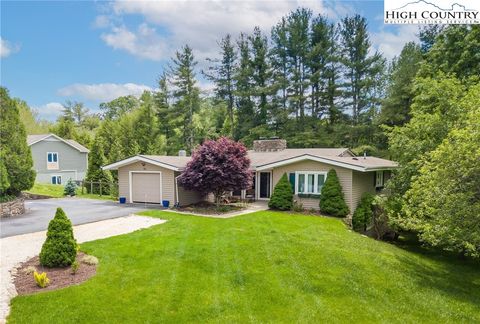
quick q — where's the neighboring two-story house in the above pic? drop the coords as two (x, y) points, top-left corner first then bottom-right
(27, 134), (89, 184)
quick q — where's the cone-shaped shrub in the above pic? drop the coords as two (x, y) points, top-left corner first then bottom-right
(352, 193), (374, 232)
(268, 173), (293, 210)
(319, 169), (349, 217)
(63, 178), (77, 196)
(39, 207), (77, 267)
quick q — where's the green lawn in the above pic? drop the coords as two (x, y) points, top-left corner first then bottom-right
(26, 183), (115, 201)
(8, 211), (480, 323)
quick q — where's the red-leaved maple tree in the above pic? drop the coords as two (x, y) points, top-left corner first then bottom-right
(178, 137), (252, 205)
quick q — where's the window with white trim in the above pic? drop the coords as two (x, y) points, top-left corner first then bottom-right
(295, 171), (327, 194)
(47, 152), (59, 170)
(375, 171), (384, 188)
(51, 175), (62, 185)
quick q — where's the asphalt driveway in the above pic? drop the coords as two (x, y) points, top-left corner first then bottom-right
(0, 198), (160, 238)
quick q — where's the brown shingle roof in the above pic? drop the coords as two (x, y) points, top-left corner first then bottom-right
(135, 148), (397, 172)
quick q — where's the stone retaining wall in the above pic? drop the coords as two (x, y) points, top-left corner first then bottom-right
(0, 197), (25, 218)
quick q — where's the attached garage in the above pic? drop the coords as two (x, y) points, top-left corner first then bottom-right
(130, 172), (162, 203)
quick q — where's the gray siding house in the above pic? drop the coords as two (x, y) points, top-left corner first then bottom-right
(27, 134), (89, 184)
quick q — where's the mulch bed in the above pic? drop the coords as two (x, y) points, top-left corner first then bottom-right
(177, 201), (245, 215)
(13, 252), (97, 295)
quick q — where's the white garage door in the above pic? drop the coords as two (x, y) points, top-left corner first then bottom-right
(131, 172), (161, 203)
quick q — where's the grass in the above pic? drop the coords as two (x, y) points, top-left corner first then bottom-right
(8, 211), (480, 323)
(25, 183), (115, 201)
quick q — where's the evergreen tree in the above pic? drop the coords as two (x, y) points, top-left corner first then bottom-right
(134, 91), (165, 154)
(39, 207), (77, 267)
(204, 34), (237, 138)
(85, 136), (114, 194)
(285, 8), (312, 130)
(170, 45), (201, 153)
(319, 169), (349, 217)
(249, 27), (272, 126)
(0, 156), (10, 195)
(268, 173), (294, 210)
(155, 72), (175, 147)
(379, 42), (423, 127)
(63, 178), (77, 196)
(339, 15), (384, 124)
(0, 87), (36, 196)
(309, 15), (341, 124)
(234, 33), (255, 140)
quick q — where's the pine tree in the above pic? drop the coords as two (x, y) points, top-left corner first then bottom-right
(249, 27), (272, 126)
(268, 173), (294, 210)
(170, 45), (201, 153)
(339, 15), (385, 124)
(309, 15), (342, 124)
(319, 169), (349, 217)
(204, 34), (237, 138)
(39, 207), (77, 267)
(85, 136), (113, 194)
(379, 42), (423, 127)
(234, 33), (255, 140)
(0, 87), (36, 196)
(285, 8), (312, 130)
(63, 178), (77, 196)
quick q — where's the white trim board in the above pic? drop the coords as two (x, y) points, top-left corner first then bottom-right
(103, 155), (180, 172)
(129, 171), (163, 204)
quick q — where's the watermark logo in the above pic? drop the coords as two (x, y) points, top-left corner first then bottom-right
(384, 0), (480, 24)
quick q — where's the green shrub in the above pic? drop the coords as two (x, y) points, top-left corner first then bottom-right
(319, 169), (349, 217)
(268, 173), (293, 211)
(71, 260), (80, 274)
(39, 207), (77, 267)
(352, 193), (375, 232)
(63, 179), (77, 196)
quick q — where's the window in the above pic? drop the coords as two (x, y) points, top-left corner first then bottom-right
(51, 175), (62, 185)
(295, 172), (327, 194)
(47, 152), (59, 170)
(375, 171), (384, 188)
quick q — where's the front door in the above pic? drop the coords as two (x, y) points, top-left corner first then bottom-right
(259, 172), (271, 199)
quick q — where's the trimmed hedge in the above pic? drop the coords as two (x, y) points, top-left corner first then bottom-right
(268, 173), (294, 211)
(319, 169), (349, 217)
(39, 207), (77, 267)
(352, 193), (375, 232)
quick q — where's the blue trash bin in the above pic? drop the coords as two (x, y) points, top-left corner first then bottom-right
(119, 197), (126, 204)
(162, 200), (170, 208)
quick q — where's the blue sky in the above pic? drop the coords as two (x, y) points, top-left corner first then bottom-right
(1, 0), (419, 120)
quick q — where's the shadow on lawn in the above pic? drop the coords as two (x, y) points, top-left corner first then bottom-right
(392, 233), (480, 308)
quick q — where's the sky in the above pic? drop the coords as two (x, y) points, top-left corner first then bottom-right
(1, 0), (419, 121)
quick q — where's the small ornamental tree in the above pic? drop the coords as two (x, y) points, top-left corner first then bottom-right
(64, 179), (77, 196)
(39, 208), (77, 267)
(177, 137), (252, 205)
(319, 169), (349, 217)
(269, 173), (293, 210)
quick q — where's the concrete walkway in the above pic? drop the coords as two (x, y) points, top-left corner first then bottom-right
(0, 215), (166, 323)
(165, 201), (269, 218)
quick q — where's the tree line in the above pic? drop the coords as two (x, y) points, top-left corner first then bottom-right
(2, 9), (479, 257)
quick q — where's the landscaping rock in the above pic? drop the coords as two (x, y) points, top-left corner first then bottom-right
(0, 197), (25, 218)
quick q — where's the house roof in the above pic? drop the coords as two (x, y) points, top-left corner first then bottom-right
(27, 134), (90, 153)
(102, 148), (397, 172)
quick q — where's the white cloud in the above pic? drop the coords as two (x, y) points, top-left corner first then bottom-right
(32, 102), (64, 121)
(100, 0), (344, 62)
(371, 25), (419, 59)
(0, 38), (20, 58)
(58, 83), (152, 102)
(92, 15), (111, 29)
(101, 23), (168, 61)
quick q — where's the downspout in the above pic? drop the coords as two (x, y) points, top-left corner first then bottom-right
(175, 175), (180, 207)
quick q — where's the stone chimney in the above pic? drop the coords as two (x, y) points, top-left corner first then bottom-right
(253, 138), (287, 152)
(178, 150), (187, 157)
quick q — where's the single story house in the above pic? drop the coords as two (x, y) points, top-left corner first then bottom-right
(27, 134), (89, 184)
(102, 139), (398, 213)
